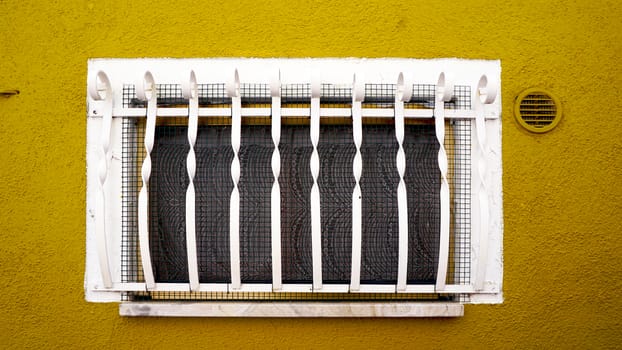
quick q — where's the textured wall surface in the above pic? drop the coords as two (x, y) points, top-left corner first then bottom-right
(1, 0), (621, 348)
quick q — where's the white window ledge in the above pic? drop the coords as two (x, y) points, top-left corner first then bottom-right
(120, 301), (464, 317)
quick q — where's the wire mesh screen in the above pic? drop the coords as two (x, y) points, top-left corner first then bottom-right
(150, 123), (190, 283)
(281, 84), (311, 105)
(406, 84), (436, 109)
(238, 126), (274, 282)
(404, 124), (441, 284)
(448, 120), (471, 288)
(150, 122), (235, 283)
(123, 84), (231, 107)
(318, 124), (355, 283)
(120, 83), (471, 301)
(279, 125), (313, 283)
(446, 86), (471, 110)
(359, 123), (399, 283)
(321, 84), (352, 105)
(128, 291), (451, 301)
(195, 123), (234, 283)
(241, 84), (271, 105)
(121, 118), (144, 286)
(364, 84), (395, 108)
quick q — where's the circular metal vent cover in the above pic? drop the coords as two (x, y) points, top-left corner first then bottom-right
(514, 88), (562, 133)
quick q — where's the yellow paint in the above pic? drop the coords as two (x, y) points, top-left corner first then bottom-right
(1, 0), (621, 348)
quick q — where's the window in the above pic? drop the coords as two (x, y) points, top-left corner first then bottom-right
(85, 58), (502, 317)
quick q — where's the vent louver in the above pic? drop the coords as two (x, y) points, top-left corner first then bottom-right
(515, 88), (562, 133)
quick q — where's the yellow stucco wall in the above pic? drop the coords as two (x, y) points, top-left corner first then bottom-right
(1, 0), (621, 348)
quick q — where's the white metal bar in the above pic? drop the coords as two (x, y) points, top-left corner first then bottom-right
(474, 75), (497, 291)
(434, 73), (453, 291)
(196, 283), (230, 292)
(350, 74), (364, 291)
(92, 281), (231, 293)
(104, 107), (487, 119)
(317, 284), (349, 293)
(270, 71), (283, 291)
(443, 284), (478, 294)
(310, 76), (323, 291)
(104, 282), (147, 292)
(320, 108), (351, 117)
(352, 284), (397, 293)
(89, 71), (113, 288)
(90, 280), (488, 294)
(110, 282), (229, 293)
(91, 282), (224, 292)
(400, 284), (491, 294)
(395, 73), (410, 292)
(279, 284), (313, 293)
(137, 72), (157, 290)
(92, 282), (170, 292)
(400, 284), (436, 293)
(183, 71), (200, 292)
(230, 284), (273, 293)
(150, 283), (191, 292)
(93, 281), (494, 294)
(228, 70), (242, 290)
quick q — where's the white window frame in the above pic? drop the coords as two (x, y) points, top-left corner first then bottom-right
(85, 58), (503, 317)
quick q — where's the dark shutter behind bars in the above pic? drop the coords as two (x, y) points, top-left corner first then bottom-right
(150, 123), (439, 284)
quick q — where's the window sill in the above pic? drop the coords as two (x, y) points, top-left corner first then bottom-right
(119, 301), (464, 317)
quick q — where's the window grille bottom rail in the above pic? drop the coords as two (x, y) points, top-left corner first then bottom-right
(91, 282), (486, 294)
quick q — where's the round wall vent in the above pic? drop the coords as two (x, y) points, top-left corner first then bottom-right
(514, 88), (562, 133)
